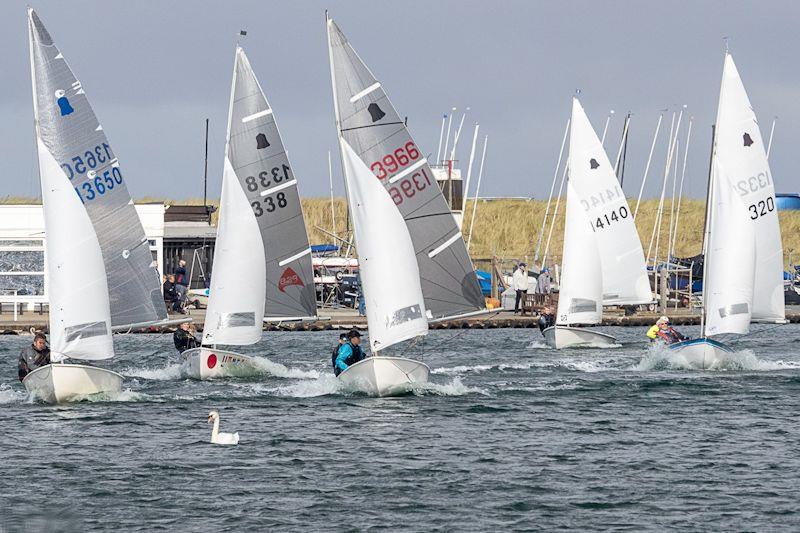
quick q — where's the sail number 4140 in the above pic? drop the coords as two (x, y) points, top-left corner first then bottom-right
(593, 206), (629, 230)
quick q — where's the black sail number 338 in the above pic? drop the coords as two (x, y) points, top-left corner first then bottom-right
(252, 192), (288, 217)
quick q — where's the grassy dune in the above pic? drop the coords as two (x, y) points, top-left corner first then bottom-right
(303, 197), (800, 269)
(5, 194), (799, 268)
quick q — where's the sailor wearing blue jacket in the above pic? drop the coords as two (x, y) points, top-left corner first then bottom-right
(334, 330), (365, 376)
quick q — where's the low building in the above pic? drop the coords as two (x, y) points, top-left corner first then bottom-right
(0, 203), (215, 312)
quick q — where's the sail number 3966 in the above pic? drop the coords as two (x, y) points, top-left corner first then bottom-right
(370, 142), (420, 180)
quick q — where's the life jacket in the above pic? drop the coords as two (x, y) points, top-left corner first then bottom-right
(344, 342), (363, 366)
(656, 327), (680, 344)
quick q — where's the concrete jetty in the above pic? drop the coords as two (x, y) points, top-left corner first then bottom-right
(2, 306), (800, 335)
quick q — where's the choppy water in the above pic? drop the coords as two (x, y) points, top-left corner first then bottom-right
(2, 324), (800, 531)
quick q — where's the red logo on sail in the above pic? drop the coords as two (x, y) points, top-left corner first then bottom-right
(278, 267), (304, 293)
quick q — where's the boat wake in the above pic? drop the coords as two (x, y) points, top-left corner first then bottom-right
(250, 357), (319, 379)
(636, 345), (800, 371)
(80, 388), (152, 403)
(527, 339), (549, 349)
(123, 363), (184, 381)
(0, 384), (28, 404)
(123, 356), (318, 381)
(265, 373), (344, 398)
(433, 357), (622, 375)
(412, 377), (487, 396)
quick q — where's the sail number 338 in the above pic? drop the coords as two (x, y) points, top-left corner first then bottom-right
(246, 164), (292, 217)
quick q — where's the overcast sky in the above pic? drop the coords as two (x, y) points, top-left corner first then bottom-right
(2, 0), (799, 201)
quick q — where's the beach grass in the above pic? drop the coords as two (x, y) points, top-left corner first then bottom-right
(5, 195), (799, 267)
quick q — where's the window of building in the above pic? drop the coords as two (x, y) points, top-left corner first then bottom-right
(0, 240), (46, 296)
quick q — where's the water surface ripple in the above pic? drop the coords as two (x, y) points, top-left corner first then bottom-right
(2, 324), (799, 531)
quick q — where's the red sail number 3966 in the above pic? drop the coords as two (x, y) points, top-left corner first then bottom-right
(370, 142), (420, 180)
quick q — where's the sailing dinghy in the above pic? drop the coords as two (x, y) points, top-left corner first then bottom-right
(667, 52), (785, 368)
(181, 46), (317, 379)
(25, 9), (175, 402)
(544, 98), (651, 348)
(327, 16), (485, 394)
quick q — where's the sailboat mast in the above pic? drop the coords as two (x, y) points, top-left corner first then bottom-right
(699, 123), (717, 338)
(203, 118), (209, 223)
(326, 12), (351, 237)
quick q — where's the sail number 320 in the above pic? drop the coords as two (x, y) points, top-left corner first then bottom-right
(748, 196), (775, 220)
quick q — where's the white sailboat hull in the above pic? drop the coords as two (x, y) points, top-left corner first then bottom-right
(337, 356), (430, 397)
(22, 363), (122, 403)
(542, 325), (618, 349)
(181, 347), (259, 380)
(666, 338), (733, 369)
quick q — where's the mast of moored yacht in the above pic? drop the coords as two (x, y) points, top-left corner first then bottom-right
(634, 111), (665, 219)
(534, 117), (570, 269)
(669, 117), (693, 261)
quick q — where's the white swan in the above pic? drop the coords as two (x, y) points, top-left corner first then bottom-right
(207, 410), (239, 445)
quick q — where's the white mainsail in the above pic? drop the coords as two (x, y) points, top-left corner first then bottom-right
(703, 53), (784, 336)
(556, 97), (650, 326)
(202, 158), (266, 345)
(556, 181), (603, 325)
(37, 139), (114, 360)
(568, 98), (651, 305)
(340, 140), (428, 353)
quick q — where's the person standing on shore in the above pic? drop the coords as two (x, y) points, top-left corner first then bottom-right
(174, 259), (189, 314)
(536, 268), (552, 296)
(513, 262), (530, 315)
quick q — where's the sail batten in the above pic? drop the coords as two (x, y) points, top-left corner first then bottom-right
(327, 18), (484, 321)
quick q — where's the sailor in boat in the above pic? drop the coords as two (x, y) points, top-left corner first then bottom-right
(331, 333), (348, 374)
(333, 330), (365, 376)
(646, 316), (687, 345)
(174, 322), (199, 354)
(538, 306), (555, 335)
(18, 332), (51, 382)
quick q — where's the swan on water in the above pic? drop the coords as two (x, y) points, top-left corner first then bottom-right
(207, 410), (239, 445)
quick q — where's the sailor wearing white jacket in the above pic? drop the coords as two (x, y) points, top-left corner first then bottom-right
(512, 263), (530, 315)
